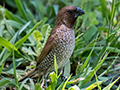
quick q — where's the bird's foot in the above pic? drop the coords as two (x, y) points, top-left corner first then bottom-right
(45, 77), (48, 87)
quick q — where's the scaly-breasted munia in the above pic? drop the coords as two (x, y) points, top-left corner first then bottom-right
(19, 6), (84, 82)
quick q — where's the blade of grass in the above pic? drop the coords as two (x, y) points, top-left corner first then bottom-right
(18, 21), (31, 35)
(93, 32), (117, 68)
(7, 20), (23, 29)
(57, 82), (64, 90)
(0, 5), (26, 24)
(62, 74), (72, 90)
(116, 84), (120, 90)
(15, 17), (47, 49)
(75, 46), (120, 55)
(30, 79), (35, 90)
(0, 50), (11, 66)
(0, 36), (18, 52)
(108, 0), (115, 36)
(103, 76), (120, 90)
(0, 36), (23, 57)
(23, 1), (36, 25)
(92, 42), (108, 68)
(15, 0), (28, 21)
(0, 63), (5, 75)
(2, 6), (21, 23)
(94, 71), (101, 90)
(35, 0), (45, 19)
(4, 17), (15, 37)
(81, 43), (95, 72)
(115, 1), (120, 7)
(54, 55), (58, 76)
(0, 25), (4, 37)
(82, 52), (109, 85)
(19, 78), (30, 90)
(86, 81), (102, 90)
(0, 76), (18, 87)
(99, 0), (108, 18)
(99, 53), (120, 77)
(0, 32), (26, 66)
(12, 45), (18, 88)
(0, 78), (10, 87)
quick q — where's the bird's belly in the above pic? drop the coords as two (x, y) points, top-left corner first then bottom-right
(55, 41), (75, 69)
(38, 30), (75, 74)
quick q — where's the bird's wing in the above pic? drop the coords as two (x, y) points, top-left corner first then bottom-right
(36, 28), (57, 65)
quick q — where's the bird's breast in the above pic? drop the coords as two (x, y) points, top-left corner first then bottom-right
(54, 26), (75, 68)
(37, 26), (75, 73)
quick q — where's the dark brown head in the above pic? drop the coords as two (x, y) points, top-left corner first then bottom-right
(55, 6), (85, 28)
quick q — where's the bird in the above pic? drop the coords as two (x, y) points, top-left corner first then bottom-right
(19, 6), (85, 82)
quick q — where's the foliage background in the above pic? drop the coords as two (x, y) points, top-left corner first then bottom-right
(0, 0), (120, 90)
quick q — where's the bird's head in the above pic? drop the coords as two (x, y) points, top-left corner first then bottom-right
(55, 6), (85, 28)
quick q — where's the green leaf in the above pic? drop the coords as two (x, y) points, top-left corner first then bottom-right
(116, 85), (120, 90)
(99, 53), (119, 77)
(2, 7), (21, 23)
(15, 17), (47, 49)
(81, 46), (94, 72)
(19, 78), (33, 90)
(14, 0), (28, 20)
(0, 35), (23, 58)
(30, 79), (35, 90)
(103, 76), (120, 90)
(22, 47), (37, 56)
(83, 25), (97, 42)
(0, 79), (10, 87)
(53, 5), (59, 15)
(15, 20), (41, 49)
(33, 30), (42, 43)
(76, 63), (83, 74)
(99, 0), (108, 18)
(35, 83), (41, 90)
(48, 72), (58, 90)
(4, 18), (15, 37)
(4, 58), (24, 71)
(62, 74), (72, 90)
(0, 50), (11, 66)
(86, 81), (102, 90)
(54, 55), (58, 75)
(41, 24), (50, 36)
(68, 85), (80, 90)
(26, 9), (36, 24)
(94, 71), (101, 90)
(0, 25), (4, 37)
(0, 36), (18, 52)
(115, 1), (120, 7)
(7, 20), (23, 29)
(0, 31), (25, 66)
(0, 63), (5, 75)
(18, 21), (31, 35)
(82, 52), (109, 85)
(64, 60), (70, 77)
(35, 0), (45, 19)
(89, 12), (99, 25)
(50, 72), (57, 83)
(12, 45), (18, 87)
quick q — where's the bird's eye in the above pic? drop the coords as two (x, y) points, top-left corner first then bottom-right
(68, 10), (76, 14)
(68, 10), (73, 14)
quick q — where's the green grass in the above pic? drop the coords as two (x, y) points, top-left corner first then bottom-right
(0, 0), (120, 90)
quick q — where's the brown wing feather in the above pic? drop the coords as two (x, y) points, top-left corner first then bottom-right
(36, 28), (57, 65)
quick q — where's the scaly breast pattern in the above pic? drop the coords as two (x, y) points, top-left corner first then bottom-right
(38, 25), (75, 74)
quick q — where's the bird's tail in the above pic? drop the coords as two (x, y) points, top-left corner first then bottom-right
(18, 68), (38, 82)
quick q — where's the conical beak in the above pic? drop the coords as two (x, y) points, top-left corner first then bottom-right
(75, 7), (85, 18)
(77, 7), (85, 15)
